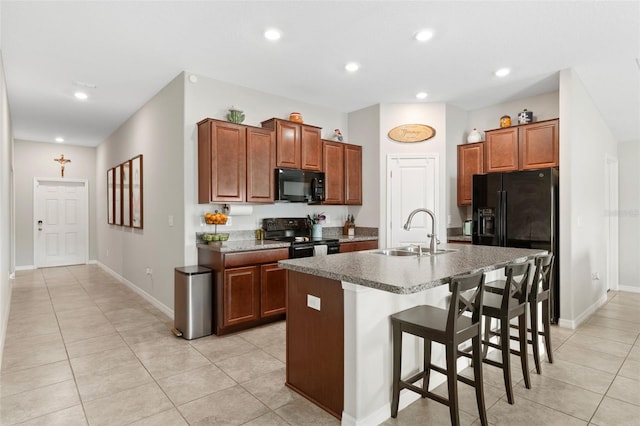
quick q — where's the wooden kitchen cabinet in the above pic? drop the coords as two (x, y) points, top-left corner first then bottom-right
(339, 240), (378, 253)
(261, 118), (322, 171)
(198, 119), (247, 203)
(457, 142), (484, 206)
(198, 247), (289, 335)
(322, 140), (362, 205)
(344, 143), (362, 205)
(322, 140), (344, 204)
(484, 118), (559, 173)
(246, 127), (276, 203)
(198, 118), (275, 204)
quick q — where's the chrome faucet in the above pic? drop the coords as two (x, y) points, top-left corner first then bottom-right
(403, 208), (439, 254)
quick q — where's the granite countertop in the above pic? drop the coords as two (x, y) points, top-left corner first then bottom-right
(337, 235), (378, 243)
(197, 240), (290, 253)
(279, 244), (545, 295)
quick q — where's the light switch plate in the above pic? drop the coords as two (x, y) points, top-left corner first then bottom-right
(307, 294), (321, 311)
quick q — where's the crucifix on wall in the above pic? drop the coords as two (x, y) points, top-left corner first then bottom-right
(54, 154), (71, 177)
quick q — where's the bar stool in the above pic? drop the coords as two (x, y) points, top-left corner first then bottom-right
(485, 254), (555, 374)
(480, 260), (532, 405)
(390, 270), (487, 426)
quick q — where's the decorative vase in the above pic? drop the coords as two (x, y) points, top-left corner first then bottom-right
(311, 224), (322, 239)
(227, 108), (245, 124)
(289, 112), (303, 123)
(518, 109), (533, 124)
(500, 115), (511, 128)
(467, 128), (482, 143)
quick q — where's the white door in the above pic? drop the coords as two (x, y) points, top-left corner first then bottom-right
(387, 155), (439, 247)
(34, 179), (88, 267)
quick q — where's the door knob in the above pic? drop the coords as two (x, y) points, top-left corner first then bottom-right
(37, 220), (43, 231)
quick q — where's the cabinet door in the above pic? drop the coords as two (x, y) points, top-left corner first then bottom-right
(246, 127), (276, 203)
(197, 119), (246, 203)
(339, 240), (378, 253)
(260, 263), (287, 317)
(223, 266), (260, 327)
(344, 144), (362, 205)
(275, 121), (301, 169)
(322, 141), (345, 204)
(300, 125), (322, 171)
(484, 127), (518, 173)
(519, 119), (559, 170)
(457, 142), (484, 206)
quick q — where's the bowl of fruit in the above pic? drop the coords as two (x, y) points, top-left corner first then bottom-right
(204, 210), (228, 243)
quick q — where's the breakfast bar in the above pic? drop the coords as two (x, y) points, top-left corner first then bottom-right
(279, 244), (546, 426)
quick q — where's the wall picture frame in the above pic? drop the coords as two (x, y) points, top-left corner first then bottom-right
(107, 168), (114, 224)
(131, 154), (143, 229)
(114, 164), (122, 225)
(122, 160), (131, 227)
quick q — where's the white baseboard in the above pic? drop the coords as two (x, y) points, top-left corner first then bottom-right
(557, 293), (608, 329)
(618, 285), (640, 294)
(0, 275), (13, 370)
(96, 262), (174, 319)
(15, 265), (35, 271)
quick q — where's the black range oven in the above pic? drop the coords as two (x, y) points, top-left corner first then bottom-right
(262, 218), (340, 258)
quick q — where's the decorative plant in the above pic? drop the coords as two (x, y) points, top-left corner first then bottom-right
(311, 213), (326, 224)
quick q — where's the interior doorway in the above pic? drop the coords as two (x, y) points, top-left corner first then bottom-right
(33, 178), (89, 268)
(386, 154), (439, 248)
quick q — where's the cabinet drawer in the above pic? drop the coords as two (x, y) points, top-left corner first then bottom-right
(224, 248), (289, 268)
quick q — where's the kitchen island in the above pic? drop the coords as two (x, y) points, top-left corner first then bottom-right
(279, 244), (546, 426)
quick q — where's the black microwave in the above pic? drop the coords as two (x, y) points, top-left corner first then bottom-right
(275, 168), (325, 203)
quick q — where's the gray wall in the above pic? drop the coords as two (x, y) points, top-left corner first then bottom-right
(96, 73), (186, 312)
(14, 140), (97, 267)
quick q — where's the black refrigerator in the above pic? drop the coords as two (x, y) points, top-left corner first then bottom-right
(472, 167), (559, 322)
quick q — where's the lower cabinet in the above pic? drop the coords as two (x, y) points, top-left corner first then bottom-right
(339, 240), (378, 253)
(198, 247), (288, 335)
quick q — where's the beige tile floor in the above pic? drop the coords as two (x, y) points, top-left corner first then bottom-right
(0, 265), (638, 425)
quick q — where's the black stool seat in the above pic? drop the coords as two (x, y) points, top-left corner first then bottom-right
(390, 270), (487, 426)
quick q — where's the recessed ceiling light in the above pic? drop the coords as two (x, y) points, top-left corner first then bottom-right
(264, 29), (281, 41)
(416, 92), (428, 99)
(495, 68), (511, 77)
(55, 137), (64, 143)
(415, 30), (434, 42)
(345, 62), (360, 72)
(74, 91), (88, 100)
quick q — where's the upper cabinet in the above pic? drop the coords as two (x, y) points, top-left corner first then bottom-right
(484, 119), (559, 173)
(457, 142), (484, 206)
(261, 118), (322, 171)
(198, 118), (275, 204)
(322, 140), (362, 205)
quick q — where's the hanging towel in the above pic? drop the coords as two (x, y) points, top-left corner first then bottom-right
(313, 245), (328, 256)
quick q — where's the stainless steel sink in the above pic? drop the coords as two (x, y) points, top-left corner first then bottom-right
(370, 247), (458, 256)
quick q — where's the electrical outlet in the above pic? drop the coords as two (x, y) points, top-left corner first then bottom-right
(307, 294), (321, 311)
(168, 215), (174, 226)
(146, 267), (152, 275)
(106, 248), (109, 257)
(226, 216), (232, 226)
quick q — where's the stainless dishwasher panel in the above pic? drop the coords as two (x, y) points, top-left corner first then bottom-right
(174, 266), (213, 340)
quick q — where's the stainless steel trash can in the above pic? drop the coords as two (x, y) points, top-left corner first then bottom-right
(174, 266), (212, 340)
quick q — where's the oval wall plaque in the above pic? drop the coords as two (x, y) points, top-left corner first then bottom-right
(387, 124), (436, 143)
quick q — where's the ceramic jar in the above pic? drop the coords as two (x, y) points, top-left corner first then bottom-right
(467, 128), (482, 143)
(289, 112), (303, 123)
(500, 115), (511, 128)
(518, 109), (533, 124)
(227, 108), (245, 124)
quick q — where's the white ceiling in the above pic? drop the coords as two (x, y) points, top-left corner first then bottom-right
(2, 1), (639, 147)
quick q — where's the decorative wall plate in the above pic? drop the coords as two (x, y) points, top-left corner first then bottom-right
(387, 124), (436, 143)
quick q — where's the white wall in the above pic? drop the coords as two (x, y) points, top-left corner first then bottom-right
(0, 51), (14, 366)
(467, 91), (560, 140)
(377, 103), (448, 246)
(559, 68), (618, 326)
(618, 140), (640, 291)
(348, 104), (380, 227)
(13, 140), (97, 267)
(445, 104), (469, 227)
(97, 74), (185, 313)
(182, 72), (350, 265)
